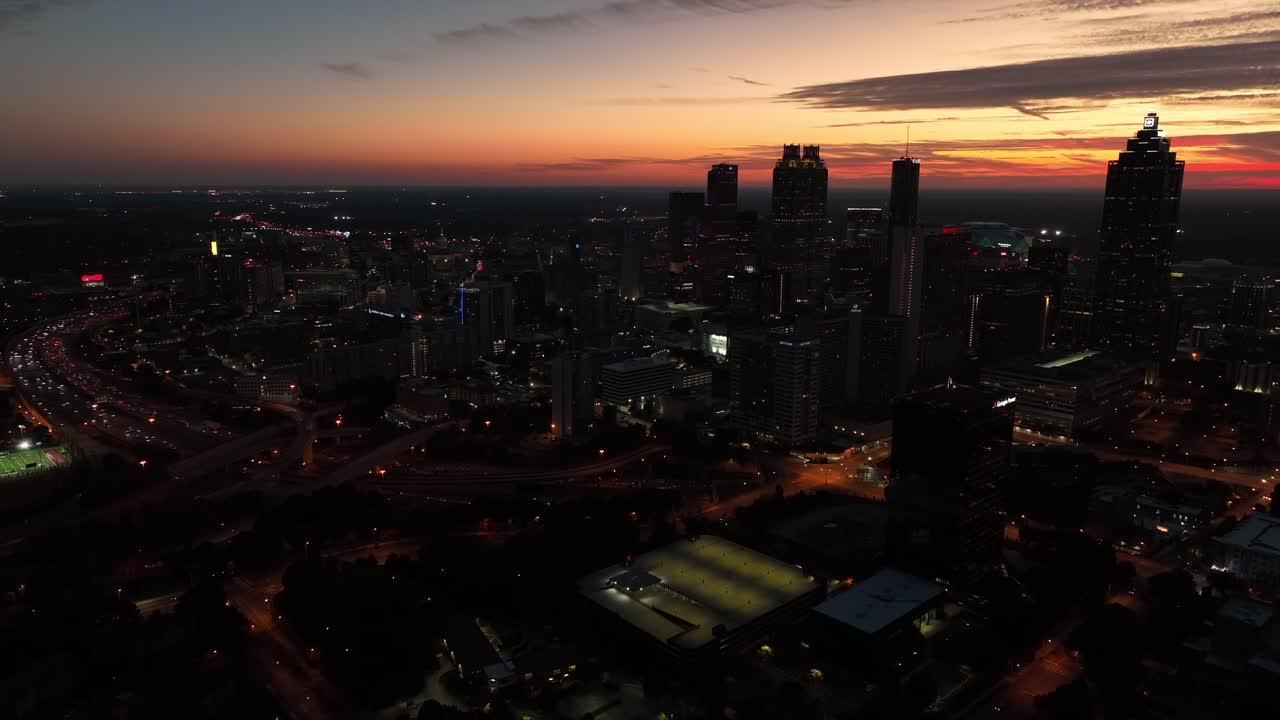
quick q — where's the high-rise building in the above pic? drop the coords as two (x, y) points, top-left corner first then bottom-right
(917, 226), (973, 375)
(668, 192), (705, 267)
(771, 145), (829, 303)
(705, 164), (739, 232)
(886, 157), (922, 322)
(600, 357), (674, 410)
(459, 280), (514, 356)
(887, 383), (1012, 586)
(698, 164), (742, 304)
(551, 351), (595, 439)
(856, 314), (910, 409)
(729, 326), (821, 447)
(967, 269), (1052, 363)
(835, 208), (885, 303)
(1228, 277), (1272, 332)
(798, 305), (862, 410)
(618, 225), (644, 302)
(1092, 113), (1185, 366)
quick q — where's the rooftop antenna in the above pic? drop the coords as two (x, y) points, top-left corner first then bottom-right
(905, 124), (911, 158)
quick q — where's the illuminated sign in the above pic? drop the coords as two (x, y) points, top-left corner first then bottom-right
(1143, 115), (1157, 129)
(210, 240), (219, 256)
(80, 273), (105, 287)
(993, 396), (1016, 408)
(708, 334), (729, 358)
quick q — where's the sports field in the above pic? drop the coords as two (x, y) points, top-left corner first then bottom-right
(0, 446), (70, 478)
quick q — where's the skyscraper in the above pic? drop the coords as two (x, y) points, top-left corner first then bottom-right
(729, 326), (821, 447)
(886, 157), (922, 321)
(667, 191), (704, 268)
(1092, 113), (1185, 366)
(833, 208), (885, 303)
(698, 164), (741, 304)
(887, 383), (1013, 586)
(771, 145), (828, 304)
(459, 280), (514, 356)
(705, 163), (739, 232)
(551, 350), (595, 439)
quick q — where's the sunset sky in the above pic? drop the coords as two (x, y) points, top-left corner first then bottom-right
(1, 0), (1277, 188)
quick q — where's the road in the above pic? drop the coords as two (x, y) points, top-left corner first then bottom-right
(364, 443), (672, 496)
(227, 574), (346, 720)
(698, 447), (890, 519)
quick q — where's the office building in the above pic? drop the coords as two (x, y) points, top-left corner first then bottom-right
(551, 351), (595, 439)
(771, 145), (828, 303)
(1212, 512), (1280, 595)
(886, 157), (922, 322)
(705, 163), (739, 233)
(1228, 277), (1273, 332)
(668, 191), (704, 267)
(887, 383), (1013, 585)
(917, 226), (973, 375)
(807, 569), (944, 663)
(798, 305), (862, 410)
(1092, 113), (1185, 365)
(980, 350), (1142, 438)
(729, 326), (821, 447)
(967, 268), (1053, 363)
(459, 280), (514, 356)
(832, 208), (884, 302)
(618, 225), (644, 302)
(600, 357), (674, 409)
(856, 313), (910, 408)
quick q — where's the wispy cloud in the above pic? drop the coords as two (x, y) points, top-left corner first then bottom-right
(436, 0), (853, 44)
(945, 0), (1201, 25)
(0, 0), (92, 32)
(508, 130), (1280, 187)
(728, 75), (768, 86)
(1068, 8), (1280, 48)
(782, 40), (1280, 117)
(589, 95), (767, 106)
(321, 62), (373, 79)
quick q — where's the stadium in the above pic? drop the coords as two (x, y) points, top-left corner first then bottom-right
(0, 446), (70, 479)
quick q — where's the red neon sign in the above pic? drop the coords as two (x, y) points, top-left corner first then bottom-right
(80, 273), (105, 283)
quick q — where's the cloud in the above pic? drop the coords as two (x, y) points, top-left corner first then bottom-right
(435, 22), (518, 43)
(321, 62), (373, 79)
(508, 130), (1280, 188)
(781, 40), (1280, 117)
(0, 0), (92, 32)
(728, 75), (769, 86)
(436, 0), (850, 44)
(589, 95), (768, 105)
(1069, 8), (1280, 48)
(946, 0), (1200, 24)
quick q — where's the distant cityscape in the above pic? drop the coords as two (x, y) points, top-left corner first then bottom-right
(1, 113), (1279, 720)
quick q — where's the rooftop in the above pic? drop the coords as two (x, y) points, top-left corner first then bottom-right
(602, 357), (673, 373)
(1217, 512), (1280, 557)
(1218, 598), (1274, 629)
(985, 350), (1138, 381)
(814, 569), (944, 636)
(578, 536), (818, 651)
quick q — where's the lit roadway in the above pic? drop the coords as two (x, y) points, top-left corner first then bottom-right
(6, 299), (229, 454)
(227, 574), (346, 720)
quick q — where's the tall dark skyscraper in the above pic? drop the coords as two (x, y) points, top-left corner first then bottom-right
(667, 191), (704, 267)
(705, 163), (739, 230)
(887, 383), (1013, 586)
(886, 156), (922, 321)
(1092, 113), (1185, 366)
(771, 145), (828, 304)
(698, 164), (741, 304)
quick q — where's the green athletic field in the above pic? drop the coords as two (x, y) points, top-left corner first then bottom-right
(0, 446), (69, 478)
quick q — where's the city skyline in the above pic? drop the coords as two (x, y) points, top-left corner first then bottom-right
(1, 0), (1277, 188)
